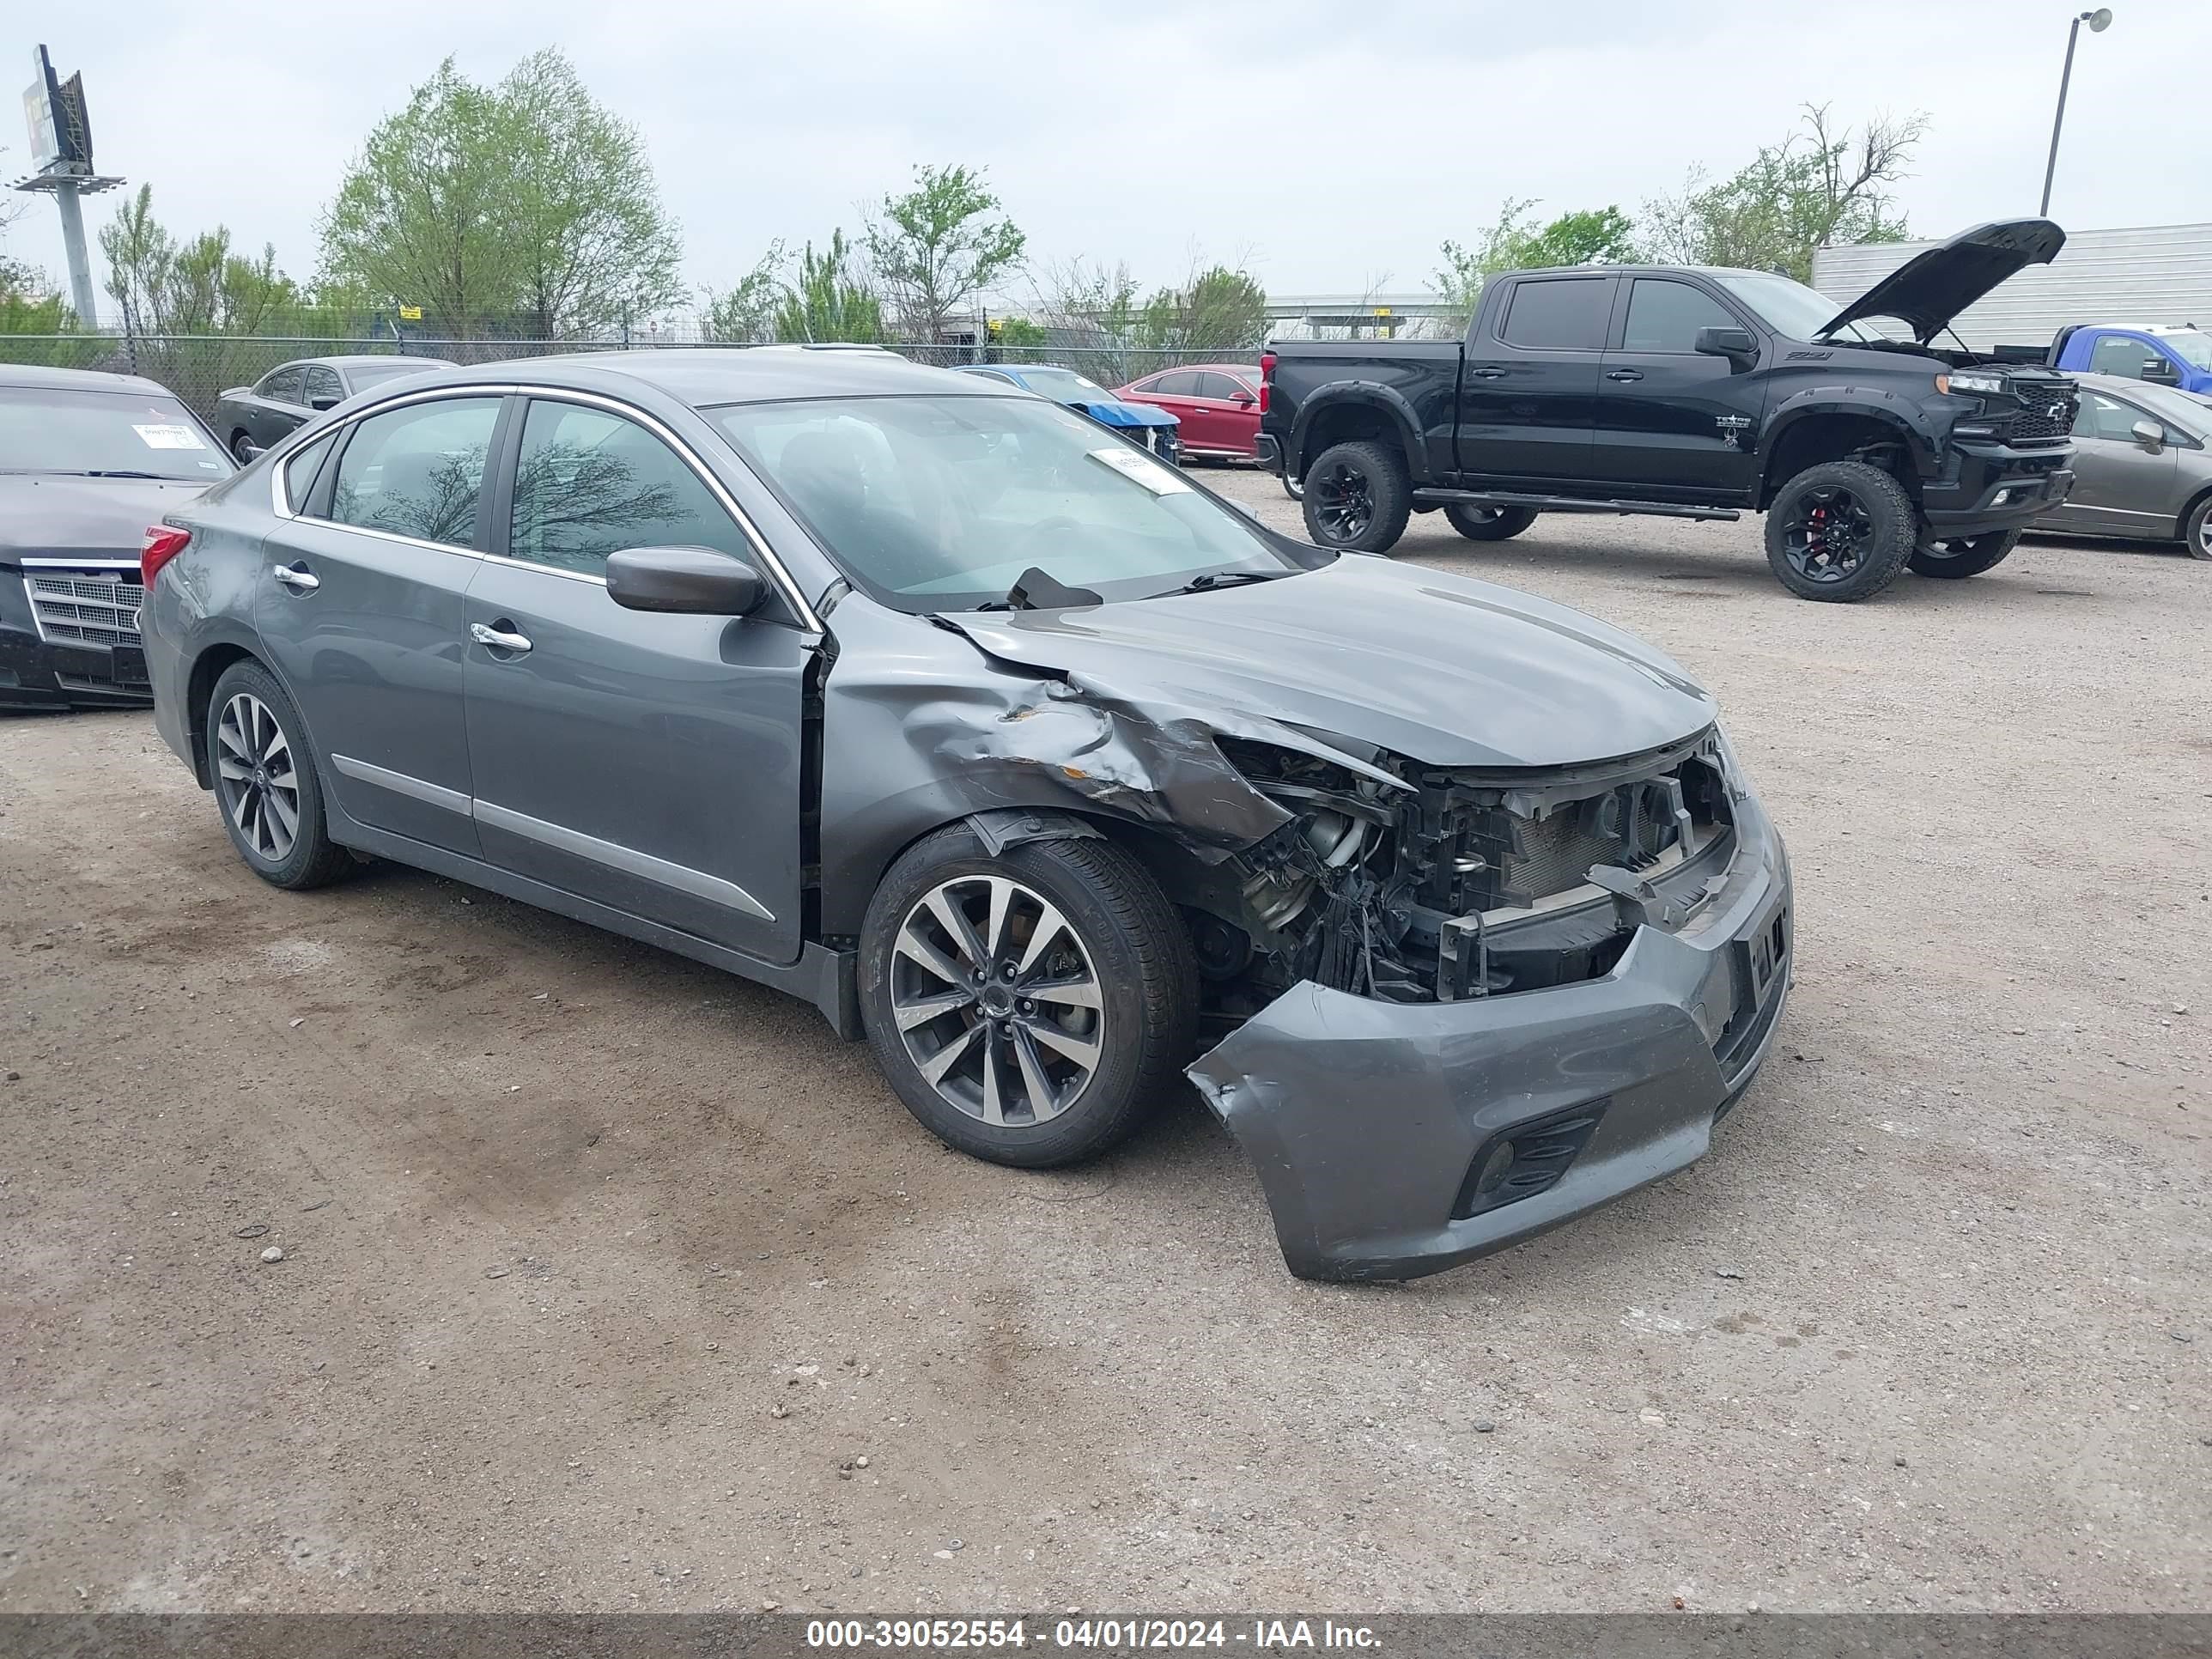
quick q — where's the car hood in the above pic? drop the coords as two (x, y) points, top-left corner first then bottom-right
(1068, 398), (1176, 428)
(0, 473), (222, 562)
(942, 554), (1716, 769)
(1820, 219), (2067, 343)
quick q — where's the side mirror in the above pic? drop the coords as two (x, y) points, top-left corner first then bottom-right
(1694, 325), (1758, 367)
(309, 395), (341, 411)
(2142, 357), (2182, 386)
(1231, 392), (1256, 406)
(2130, 418), (2166, 451)
(605, 546), (766, 616)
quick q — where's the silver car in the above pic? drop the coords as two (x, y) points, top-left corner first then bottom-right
(138, 348), (1791, 1282)
(2033, 372), (2212, 557)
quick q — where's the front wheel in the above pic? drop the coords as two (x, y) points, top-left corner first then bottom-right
(1444, 503), (1538, 542)
(2185, 495), (2212, 561)
(1763, 460), (1916, 602)
(860, 826), (1198, 1169)
(230, 431), (258, 465)
(1300, 441), (1412, 553)
(1908, 529), (2020, 579)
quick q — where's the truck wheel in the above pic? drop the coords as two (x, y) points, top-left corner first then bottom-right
(1302, 441), (1412, 554)
(1444, 503), (1538, 542)
(1764, 461), (1915, 602)
(1908, 529), (2020, 579)
(1280, 470), (1304, 501)
(860, 824), (1198, 1170)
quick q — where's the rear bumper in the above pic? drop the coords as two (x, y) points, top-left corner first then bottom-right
(1253, 432), (1283, 475)
(1921, 441), (2074, 538)
(1187, 796), (1791, 1282)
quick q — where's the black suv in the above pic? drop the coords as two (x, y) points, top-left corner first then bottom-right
(1259, 220), (2081, 601)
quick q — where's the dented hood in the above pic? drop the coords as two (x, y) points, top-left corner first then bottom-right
(942, 554), (1715, 769)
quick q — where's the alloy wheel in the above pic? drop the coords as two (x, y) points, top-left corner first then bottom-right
(890, 875), (1106, 1127)
(1779, 483), (1875, 585)
(215, 692), (300, 861)
(2199, 514), (2212, 558)
(1310, 459), (1375, 542)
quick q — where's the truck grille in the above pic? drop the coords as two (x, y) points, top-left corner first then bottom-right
(1994, 386), (2076, 447)
(29, 572), (146, 649)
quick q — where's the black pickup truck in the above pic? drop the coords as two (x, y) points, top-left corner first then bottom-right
(1258, 220), (2082, 601)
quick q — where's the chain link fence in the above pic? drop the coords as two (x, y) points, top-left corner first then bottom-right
(0, 332), (1261, 422)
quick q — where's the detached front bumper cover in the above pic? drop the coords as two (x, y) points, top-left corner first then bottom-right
(1186, 796), (1792, 1282)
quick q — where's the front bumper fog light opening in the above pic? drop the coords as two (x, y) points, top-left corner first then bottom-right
(1450, 1100), (1609, 1221)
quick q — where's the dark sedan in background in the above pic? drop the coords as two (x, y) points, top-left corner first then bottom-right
(213, 354), (456, 462)
(1, 362), (232, 711)
(2033, 372), (2212, 557)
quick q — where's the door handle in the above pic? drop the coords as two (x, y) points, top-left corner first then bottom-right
(271, 563), (319, 592)
(470, 621), (532, 655)
(1469, 366), (1507, 380)
(1607, 368), (1644, 381)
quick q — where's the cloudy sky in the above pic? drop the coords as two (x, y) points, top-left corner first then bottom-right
(8, 0), (2209, 312)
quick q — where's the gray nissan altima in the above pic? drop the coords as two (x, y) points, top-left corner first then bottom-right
(140, 347), (1792, 1281)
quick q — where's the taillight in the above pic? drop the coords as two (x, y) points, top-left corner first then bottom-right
(1258, 350), (1275, 416)
(142, 526), (191, 588)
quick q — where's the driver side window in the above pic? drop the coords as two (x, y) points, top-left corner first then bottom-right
(507, 401), (751, 576)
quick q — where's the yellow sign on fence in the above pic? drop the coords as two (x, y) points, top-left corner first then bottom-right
(398, 305), (423, 322)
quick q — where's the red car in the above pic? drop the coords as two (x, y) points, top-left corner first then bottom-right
(1113, 362), (1262, 461)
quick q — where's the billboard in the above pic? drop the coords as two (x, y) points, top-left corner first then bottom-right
(21, 46), (92, 174)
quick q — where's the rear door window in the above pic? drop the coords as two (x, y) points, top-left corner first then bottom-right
(1500, 278), (1611, 350)
(1146, 372), (1202, 397)
(283, 430), (338, 510)
(327, 397), (503, 549)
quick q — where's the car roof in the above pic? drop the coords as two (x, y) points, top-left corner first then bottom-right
(2070, 372), (2212, 422)
(366, 345), (998, 407)
(275, 355), (461, 371)
(2074, 322), (2204, 335)
(1141, 362), (1259, 378)
(0, 361), (182, 397)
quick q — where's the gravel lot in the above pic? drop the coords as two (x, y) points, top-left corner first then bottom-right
(3, 476), (2208, 1616)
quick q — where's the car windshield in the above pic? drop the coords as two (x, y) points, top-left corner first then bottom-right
(1012, 367), (1112, 401)
(344, 359), (452, 391)
(712, 394), (1297, 611)
(1712, 272), (1885, 343)
(0, 386), (233, 481)
(2156, 331), (2212, 370)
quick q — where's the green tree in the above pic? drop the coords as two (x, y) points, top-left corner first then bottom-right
(1641, 105), (1927, 282)
(1141, 264), (1269, 356)
(319, 51), (684, 337)
(773, 230), (883, 343)
(100, 185), (300, 336)
(1431, 200), (1637, 331)
(495, 50), (684, 336)
(864, 164), (1025, 342)
(702, 243), (788, 344)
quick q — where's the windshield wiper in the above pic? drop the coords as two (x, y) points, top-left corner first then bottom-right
(1158, 569), (1287, 596)
(75, 470), (169, 480)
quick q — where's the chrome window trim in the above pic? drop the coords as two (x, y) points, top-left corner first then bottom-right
(20, 556), (139, 569)
(479, 550), (606, 587)
(474, 798), (774, 921)
(264, 380), (823, 632)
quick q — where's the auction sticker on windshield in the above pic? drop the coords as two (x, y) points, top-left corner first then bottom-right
(133, 424), (208, 450)
(1087, 446), (1191, 495)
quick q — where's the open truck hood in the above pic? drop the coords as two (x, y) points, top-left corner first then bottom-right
(1820, 219), (2067, 343)
(942, 554), (1716, 771)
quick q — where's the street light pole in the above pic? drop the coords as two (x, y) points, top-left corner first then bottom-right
(2041, 8), (2113, 217)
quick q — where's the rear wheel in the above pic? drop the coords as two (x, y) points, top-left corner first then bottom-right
(1444, 502), (1539, 542)
(860, 826), (1198, 1169)
(204, 659), (351, 890)
(1908, 529), (2020, 579)
(1764, 460), (1915, 602)
(1300, 441), (1412, 554)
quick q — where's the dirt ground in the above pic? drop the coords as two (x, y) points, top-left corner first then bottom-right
(3, 477), (2209, 1618)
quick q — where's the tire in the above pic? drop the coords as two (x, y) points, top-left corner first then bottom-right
(859, 824), (1198, 1170)
(1281, 470), (1304, 501)
(1909, 528), (2020, 579)
(2185, 495), (2212, 561)
(204, 659), (352, 890)
(1444, 502), (1539, 542)
(1763, 460), (1916, 602)
(231, 431), (257, 465)
(1301, 440), (1413, 554)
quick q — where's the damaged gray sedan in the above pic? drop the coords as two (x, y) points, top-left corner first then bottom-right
(141, 347), (1792, 1281)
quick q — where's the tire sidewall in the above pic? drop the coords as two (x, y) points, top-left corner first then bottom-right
(1764, 461), (1915, 602)
(205, 660), (336, 887)
(2187, 496), (2212, 560)
(1300, 441), (1412, 553)
(859, 829), (1185, 1168)
(1908, 528), (2019, 579)
(1444, 502), (1538, 542)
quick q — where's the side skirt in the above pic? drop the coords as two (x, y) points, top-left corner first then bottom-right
(327, 808), (860, 1040)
